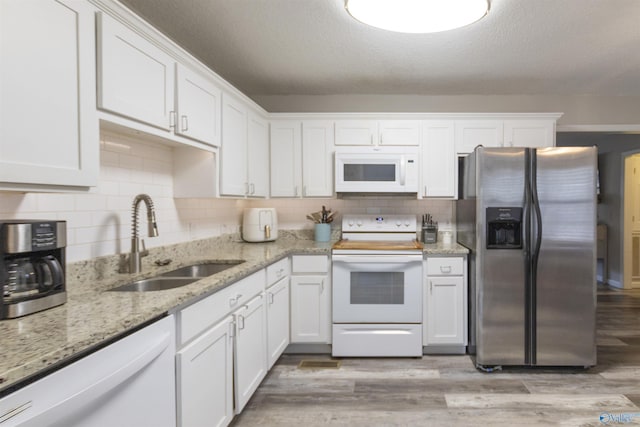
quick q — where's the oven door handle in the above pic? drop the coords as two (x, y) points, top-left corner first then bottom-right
(332, 254), (423, 263)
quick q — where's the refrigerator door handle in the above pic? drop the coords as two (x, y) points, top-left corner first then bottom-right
(530, 152), (543, 271)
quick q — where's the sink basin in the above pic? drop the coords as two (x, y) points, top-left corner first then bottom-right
(159, 260), (245, 278)
(110, 260), (245, 292)
(111, 277), (197, 292)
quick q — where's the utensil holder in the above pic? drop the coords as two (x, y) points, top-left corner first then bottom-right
(422, 225), (438, 244)
(314, 223), (331, 242)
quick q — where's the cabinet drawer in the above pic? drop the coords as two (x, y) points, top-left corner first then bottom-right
(178, 269), (265, 346)
(267, 258), (290, 286)
(292, 255), (328, 273)
(426, 257), (464, 276)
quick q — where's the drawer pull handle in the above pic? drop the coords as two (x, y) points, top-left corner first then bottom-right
(440, 266), (452, 274)
(229, 293), (243, 306)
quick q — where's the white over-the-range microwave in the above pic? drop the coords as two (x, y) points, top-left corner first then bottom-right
(334, 147), (419, 193)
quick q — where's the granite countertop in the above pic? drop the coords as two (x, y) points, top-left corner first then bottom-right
(0, 233), (468, 395)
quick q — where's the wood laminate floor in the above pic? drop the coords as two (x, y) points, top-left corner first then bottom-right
(232, 285), (640, 426)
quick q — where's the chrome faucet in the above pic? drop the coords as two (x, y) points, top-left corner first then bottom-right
(129, 194), (158, 274)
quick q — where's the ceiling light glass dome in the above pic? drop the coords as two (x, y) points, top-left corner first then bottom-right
(345, 0), (489, 34)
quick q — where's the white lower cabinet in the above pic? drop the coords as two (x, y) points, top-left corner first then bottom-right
(176, 316), (233, 427)
(423, 256), (468, 353)
(234, 294), (268, 413)
(290, 255), (331, 344)
(266, 276), (290, 369)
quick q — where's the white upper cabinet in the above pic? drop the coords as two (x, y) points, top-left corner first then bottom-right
(378, 120), (421, 146)
(455, 120), (504, 154)
(97, 12), (222, 148)
(456, 119), (556, 153)
(247, 113), (269, 198)
(335, 120), (420, 146)
(220, 95), (268, 197)
(503, 120), (555, 148)
(0, 0), (98, 190)
(97, 12), (175, 131)
(220, 94), (249, 196)
(420, 121), (456, 198)
(175, 64), (221, 146)
(334, 120), (377, 146)
(302, 121), (334, 197)
(270, 121), (334, 198)
(270, 121), (302, 197)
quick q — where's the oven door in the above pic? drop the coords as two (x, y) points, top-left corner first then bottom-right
(332, 253), (423, 323)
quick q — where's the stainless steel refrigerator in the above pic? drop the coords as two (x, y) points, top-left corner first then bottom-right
(457, 146), (597, 368)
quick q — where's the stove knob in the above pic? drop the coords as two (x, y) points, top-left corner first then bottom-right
(404, 221), (411, 227)
(348, 220), (354, 227)
(396, 220), (402, 227)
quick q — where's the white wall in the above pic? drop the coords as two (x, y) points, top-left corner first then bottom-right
(0, 132), (455, 263)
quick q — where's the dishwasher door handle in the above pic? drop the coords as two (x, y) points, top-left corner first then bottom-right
(17, 331), (171, 427)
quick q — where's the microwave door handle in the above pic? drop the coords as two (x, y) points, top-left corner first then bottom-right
(399, 156), (406, 186)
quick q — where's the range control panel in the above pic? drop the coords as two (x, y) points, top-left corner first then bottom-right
(341, 214), (417, 232)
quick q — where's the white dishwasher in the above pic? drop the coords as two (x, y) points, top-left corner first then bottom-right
(0, 315), (176, 427)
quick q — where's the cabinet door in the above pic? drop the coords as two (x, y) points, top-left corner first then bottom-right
(247, 113), (269, 198)
(175, 64), (221, 146)
(379, 120), (420, 146)
(177, 316), (234, 427)
(234, 294), (267, 413)
(425, 276), (465, 345)
(503, 120), (555, 148)
(455, 121), (503, 154)
(290, 275), (330, 343)
(97, 12), (175, 130)
(220, 94), (248, 196)
(270, 121), (302, 197)
(266, 277), (290, 369)
(0, 0), (98, 188)
(421, 121), (456, 198)
(334, 120), (377, 146)
(302, 121), (334, 197)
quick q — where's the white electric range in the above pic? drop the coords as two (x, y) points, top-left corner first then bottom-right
(331, 214), (424, 357)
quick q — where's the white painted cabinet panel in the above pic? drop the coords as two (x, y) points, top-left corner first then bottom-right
(290, 274), (330, 343)
(455, 120), (503, 154)
(97, 12), (175, 131)
(0, 0), (98, 189)
(302, 121), (334, 197)
(220, 94), (248, 196)
(503, 120), (555, 148)
(234, 294), (268, 413)
(266, 277), (290, 369)
(378, 120), (421, 146)
(270, 121), (302, 197)
(334, 120), (377, 146)
(421, 121), (456, 198)
(424, 256), (467, 350)
(175, 64), (221, 147)
(247, 113), (269, 197)
(176, 316), (233, 427)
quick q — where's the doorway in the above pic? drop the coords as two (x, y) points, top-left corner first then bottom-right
(623, 151), (640, 289)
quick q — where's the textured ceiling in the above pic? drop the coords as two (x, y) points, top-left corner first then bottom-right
(119, 0), (640, 98)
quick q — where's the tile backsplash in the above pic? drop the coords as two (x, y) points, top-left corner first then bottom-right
(0, 132), (454, 262)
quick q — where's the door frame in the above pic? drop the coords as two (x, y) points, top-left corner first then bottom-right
(621, 149), (640, 289)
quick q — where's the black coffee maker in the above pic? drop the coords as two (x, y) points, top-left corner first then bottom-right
(0, 220), (67, 319)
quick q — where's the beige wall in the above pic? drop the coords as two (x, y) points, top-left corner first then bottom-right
(253, 94), (640, 127)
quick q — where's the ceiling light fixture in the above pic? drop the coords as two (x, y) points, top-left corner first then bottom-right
(345, 0), (489, 34)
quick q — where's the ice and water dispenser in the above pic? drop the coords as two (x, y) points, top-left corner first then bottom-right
(486, 207), (522, 249)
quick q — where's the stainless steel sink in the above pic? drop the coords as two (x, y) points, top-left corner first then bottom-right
(110, 260), (245, 292)
(111, 277), (197, 292)
(160, 260), (244, 278)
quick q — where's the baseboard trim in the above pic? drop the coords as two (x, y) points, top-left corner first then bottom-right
(284, 343), (332, 354)
(423, 345), (467, 355)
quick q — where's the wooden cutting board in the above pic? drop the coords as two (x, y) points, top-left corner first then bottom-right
(332, 240), (424, 250)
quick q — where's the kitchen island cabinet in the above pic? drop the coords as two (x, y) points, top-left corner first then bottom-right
(0, 0), (98, 190)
